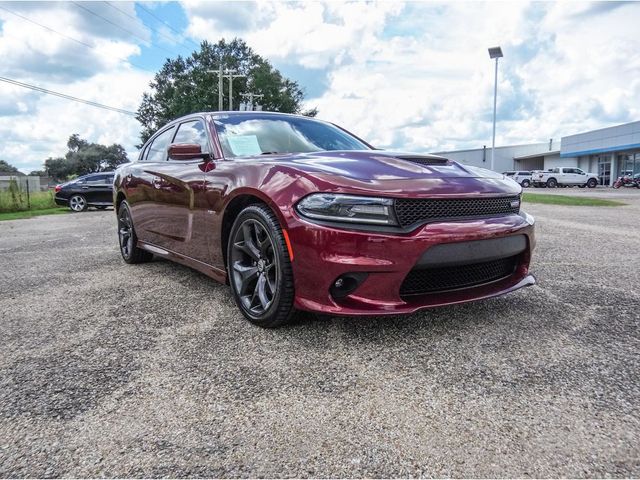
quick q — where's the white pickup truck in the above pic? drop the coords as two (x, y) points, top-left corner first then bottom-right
(532, 167), (599, 188)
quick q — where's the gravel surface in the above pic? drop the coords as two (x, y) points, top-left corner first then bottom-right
(1, 193), (639, 478)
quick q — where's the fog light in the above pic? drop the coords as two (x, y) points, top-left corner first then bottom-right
(330, 273), (369, 299)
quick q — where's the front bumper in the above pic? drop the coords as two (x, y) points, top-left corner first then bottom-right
(287, 212), (536, 316)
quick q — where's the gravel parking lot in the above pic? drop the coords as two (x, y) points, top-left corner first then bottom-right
(1, 192), (639, 477)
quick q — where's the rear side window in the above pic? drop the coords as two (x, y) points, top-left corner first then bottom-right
(173, 120), (209, 153)
(86, 174), (108, 184)
(145, 127), (176, 163)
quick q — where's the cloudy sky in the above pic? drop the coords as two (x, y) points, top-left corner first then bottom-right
(1, 1), (639, 173)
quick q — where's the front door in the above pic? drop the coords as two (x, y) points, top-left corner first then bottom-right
(83, 174), (112, 203)
(150, 118), (212, 259)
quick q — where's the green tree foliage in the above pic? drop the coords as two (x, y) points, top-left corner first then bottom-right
(137, 38), (317, 143)
(0, 160), (20, 174)
(43, 134), (129, 181)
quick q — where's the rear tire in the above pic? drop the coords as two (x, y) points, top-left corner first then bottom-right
(587, 178), (598, 188)
(546, 178), (558, 188)
(227, 204), (296, 328)
(117, 201), (153, 264)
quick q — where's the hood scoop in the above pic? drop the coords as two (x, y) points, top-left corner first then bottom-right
(393, 155), (449, 166)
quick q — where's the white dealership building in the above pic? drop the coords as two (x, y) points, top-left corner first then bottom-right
(433, 120), (640, 186)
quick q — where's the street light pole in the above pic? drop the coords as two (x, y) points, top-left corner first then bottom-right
(488, 46), (503, 172)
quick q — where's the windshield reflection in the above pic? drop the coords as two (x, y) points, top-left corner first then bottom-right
(214, 114), (369, 158)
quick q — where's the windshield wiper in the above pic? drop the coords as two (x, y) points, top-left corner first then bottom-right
(260, 151), (280, 155)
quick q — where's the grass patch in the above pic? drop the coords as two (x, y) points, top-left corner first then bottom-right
(0, 207), (69, 221)
(523, 193), (626, 207)
(0, 188), (57, 213)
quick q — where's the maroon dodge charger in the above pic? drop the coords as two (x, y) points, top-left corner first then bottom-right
(114, 111), (535, 327)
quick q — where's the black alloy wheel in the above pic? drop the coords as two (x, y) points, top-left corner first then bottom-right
(587, 178), (598, 188)
(117, 201), (153, 264)
(228, 204), (295, 327)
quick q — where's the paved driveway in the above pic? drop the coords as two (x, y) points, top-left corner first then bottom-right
(1, 196), (639, 477)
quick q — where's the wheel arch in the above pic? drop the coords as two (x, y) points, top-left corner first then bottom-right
(115, 191), (126, 212)
(220, 190), (287, 270)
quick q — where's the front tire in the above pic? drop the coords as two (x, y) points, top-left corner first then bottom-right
(227, 204), (296, 328)
(69, 194), (87, 212)
(117, 201), (153, 264)
(521, 179), (530, 188)
(587, 178), (598, 188)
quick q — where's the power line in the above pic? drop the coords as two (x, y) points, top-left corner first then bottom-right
(0, 5), (157, 74)
(137, 3), (201, 50)
(103, 1), (183, 50)
(71, 1), (179, 57)
(0, 76), (137, 116)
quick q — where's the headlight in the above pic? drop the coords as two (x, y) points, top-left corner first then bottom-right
(296, 193), (398, 225)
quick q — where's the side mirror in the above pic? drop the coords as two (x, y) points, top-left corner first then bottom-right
(168, 143), (210, 161)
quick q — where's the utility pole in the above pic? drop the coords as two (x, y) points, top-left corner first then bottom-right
(225, 69), (246, 111)
(206, 65), (224, 111)
(240, 92), (264, 111)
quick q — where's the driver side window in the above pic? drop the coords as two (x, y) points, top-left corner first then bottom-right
(146, 127), (176, 163)
(173, 120), (209, 154)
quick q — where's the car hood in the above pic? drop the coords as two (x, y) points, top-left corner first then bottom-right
(252, 150), (521, 197)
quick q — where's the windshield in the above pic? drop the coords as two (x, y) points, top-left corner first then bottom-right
(213, 114), (370, 158)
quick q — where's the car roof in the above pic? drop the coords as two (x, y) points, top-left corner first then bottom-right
(168, 110), (325, 126)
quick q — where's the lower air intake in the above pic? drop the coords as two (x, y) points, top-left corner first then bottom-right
(400, 255), (519, 296)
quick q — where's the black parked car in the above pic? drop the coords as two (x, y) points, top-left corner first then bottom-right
(54, 173), (114, 212)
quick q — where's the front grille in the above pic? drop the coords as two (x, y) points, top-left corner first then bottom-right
(400, 255), (519, 296)
(394, 196), (520, 228)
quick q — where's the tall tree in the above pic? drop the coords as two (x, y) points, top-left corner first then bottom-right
(43, 134), (129, 181)
(137, 38), (316, 143)
(0, 160), (20, 174)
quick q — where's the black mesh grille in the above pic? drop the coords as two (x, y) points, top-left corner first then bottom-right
(396, 156), (448, 166)
(394, 196), (520, 227)
(400, 255), (519, 296)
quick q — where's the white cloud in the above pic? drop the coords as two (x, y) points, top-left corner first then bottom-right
(0, 1), (152, 172)
(2, 0), (640, 173)
(183, 1), (640, 153)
